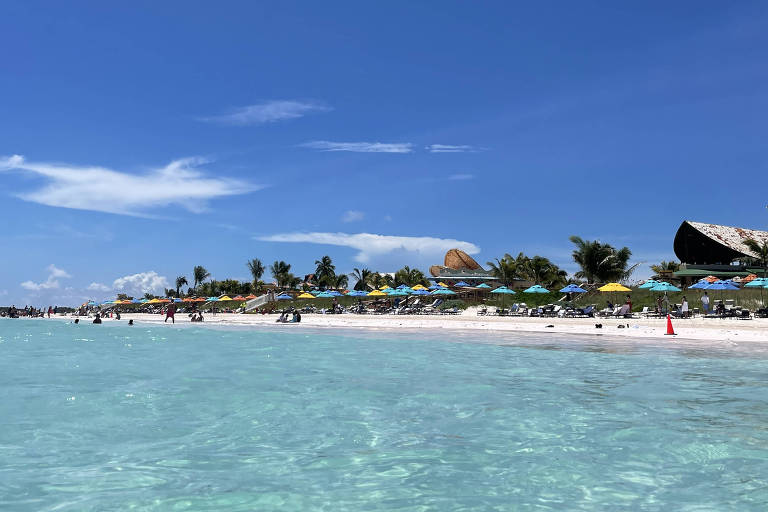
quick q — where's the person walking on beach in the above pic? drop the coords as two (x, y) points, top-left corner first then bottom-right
(165, 302), (176, 323)
(47, 306), (52, 318)
(681, 296), (689, 318)
(701, 292), (710, 315)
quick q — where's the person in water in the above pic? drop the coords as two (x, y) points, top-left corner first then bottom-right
(93, 313), (102, 324)
(128, 319), (133, 326)
(165, 302), (176, 324)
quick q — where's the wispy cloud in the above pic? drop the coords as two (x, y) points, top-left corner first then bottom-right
(112, 271), (170, 296)
(20, 264), (71, 291)
(87, 282), (111, 292)
(257, 232), (480, 263)
(447, 173), (475, 181)
(201, 100), (331, 125)
(0, 155), (261, 216)
(342, 210), (365, 223)
(301, 141), (414, 153)
(426, 144), (482, 153)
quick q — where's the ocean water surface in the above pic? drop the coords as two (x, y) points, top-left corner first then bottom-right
(2, 318), (768, 511)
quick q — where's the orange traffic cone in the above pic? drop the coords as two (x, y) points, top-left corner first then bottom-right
(665, 314), (676, 336)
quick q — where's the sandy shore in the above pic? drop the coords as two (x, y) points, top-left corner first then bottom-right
(66, 307), (768, 344)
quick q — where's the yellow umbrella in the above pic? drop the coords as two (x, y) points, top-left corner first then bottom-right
(219, 295), (234, 301)
(297, 292), (315, 299)
(148, 298), (163, 304)
(438, 282), (449, 287)
(368, 290), (387, 296)
(379, 285), (391, 290)
(412, 284), (427, 290)
(598, 283), (631, 292)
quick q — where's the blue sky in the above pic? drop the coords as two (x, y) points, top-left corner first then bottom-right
(2, 1), (768, 306)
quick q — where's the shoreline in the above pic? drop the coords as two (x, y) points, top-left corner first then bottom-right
(30, 307), (768, 344)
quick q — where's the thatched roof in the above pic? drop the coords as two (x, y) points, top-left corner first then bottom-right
(674, 220), (768, 264)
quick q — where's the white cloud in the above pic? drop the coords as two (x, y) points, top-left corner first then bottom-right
(301, 141), (414, 153)
(87, 282), (111, 292)
(112, 271), (170, 296)
(0, 155), (260, 216)
(201, 100), (331, 125)
(257, 232), (480, 263)
(426, 144), (481, 153)
(342, 210), (365, 223)
(20, 264), (71, 290)
(447, 173), (475, 181)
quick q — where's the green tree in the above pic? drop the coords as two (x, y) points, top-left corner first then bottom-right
(175, 276), (188, 297)
(394, 266), (429, 287)
(350, 268), (373, 291)
(334, 273), (349, 290)
(486, 253), (525, 286)
(246, 258), (265, 292)
(270, 260), (292, 288)
(649, 260), (680, 280)
(569, 236), (637, 284)
(743, 239), (768, 278)
(520, 255), (568, 288)
(193, 266), (210, 293)
(314, 255), (337, 289)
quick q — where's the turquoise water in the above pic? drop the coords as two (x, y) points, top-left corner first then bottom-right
(2, 320), (768, 511)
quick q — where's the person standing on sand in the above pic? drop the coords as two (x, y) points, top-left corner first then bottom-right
(701, 291), (710, 315)
(681, 296), (689, 318)
(165, 302), (176, 323)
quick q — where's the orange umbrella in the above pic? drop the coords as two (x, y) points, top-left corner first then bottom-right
(742, 274), (758, 283)
(182, 297), (195, 302)
(704, 275), (719, 283)
(158, 298), (171, 303)
(245, 294), (257, 300)
(193, 297), (207, 302)
(232, 295), (245, 301)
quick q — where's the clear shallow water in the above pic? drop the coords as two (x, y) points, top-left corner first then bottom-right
(2, 320), (768, 511)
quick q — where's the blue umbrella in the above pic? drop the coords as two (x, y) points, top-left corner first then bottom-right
(744, 278), (768, 288)
(706, 280), (739, 290)
(688, 280), (710, 290)
(431, 288), (456, 295)
(560, 284), (587, 293)
(396, 284), (409, 289)
(650, 282), (681, 292)
(638, 280), (658, 289)
(388, 289), (409, 296)
(276, 293), (293, 300)
(346, 290), (368, 297)
(173, 298), (183, 303)
(477, 283), (491, 289)
(490, 286), (516, 295)
(454, 281), (470, 287)
(131, 299), (143, 304)
(412, 289), (431, 295)
(523, 285), (549, 293)
(428, 283), (445, 290)
(314, 292), (333, 298)
(326, 290), (342, 296)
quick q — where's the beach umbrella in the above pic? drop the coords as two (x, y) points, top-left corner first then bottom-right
(276, 293), (293, 300)
(431, 288), (457, 295)
(131, 299), (143, 304)
(454, 281), (470, 287)
(218, 296), (234, 301)
(388, 289), (409, 296)
(649, 282), (681, 292)
(193, 297), (207, 302)
(346, 290), (368, 297)
(428, 283), (445, 290)
(368, 290), (387, 296)
(638, 280), (658, 289)
(232, 295), (245, 301)
(523, 285), (549, 293)
(705, 279), (740, 305)
(704, 275), (719, 283)
(412, 289), (431, 295)
(559, 284), (587, 293)
(689, 280), (710, 289)
(172, 298), (183, 303)
(244, 294), (257, 300)
(148, 298), (162, 304)
(396, 284), (409, 289)
(206, 297), (219, 302)
(297, 292), (315, 299)
(477, 283), (492, 289)
(598, 283), (631, 292)
(745, 277), (768, 307)
(438, 282), (449, 287)
(182, 297), (195, 302)
(490, 285), (515, 310)
(327, 290), (343, 297)
(412, 284), (428, 290)
(379, 286), (391, 291)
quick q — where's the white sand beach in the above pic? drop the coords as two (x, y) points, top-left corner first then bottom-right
(72, 308), (768, 344)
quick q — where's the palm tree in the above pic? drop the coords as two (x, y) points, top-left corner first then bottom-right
(521, 255), (567, 288)
(486, 253), (522, 287)
(193, 266), (210, 293)
(569, 236), (637, 284)
(394, 266), (428, 287)
(743, 239), (768, 278)
(270, 260), (292, 288)
(649, 261), (680, 280)
(246, 258), (265, 292)
(350, 268), (373, 291)
(175, 276), (188, 297)
(334, 274), (349, 290)
(314, 255), (336, 289)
